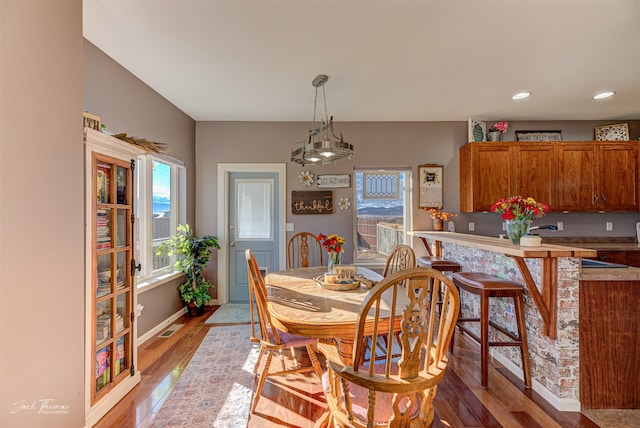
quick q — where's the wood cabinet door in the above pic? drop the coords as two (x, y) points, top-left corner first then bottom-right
(513, 144), (555, 208)
(556, 144), (597, 211)
(597, 143), (638, 211)
(461, 143), (512, 212)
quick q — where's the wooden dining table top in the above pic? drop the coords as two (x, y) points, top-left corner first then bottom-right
(264, 266), (404, 339)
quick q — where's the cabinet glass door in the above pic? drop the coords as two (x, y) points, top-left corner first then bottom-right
(92, 154), (134, 403)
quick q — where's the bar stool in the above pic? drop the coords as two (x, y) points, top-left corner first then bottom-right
(417, 256), (461, 273)
(451, 272), (532, 389)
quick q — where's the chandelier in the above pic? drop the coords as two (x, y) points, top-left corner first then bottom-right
(290, 75), (354, 166)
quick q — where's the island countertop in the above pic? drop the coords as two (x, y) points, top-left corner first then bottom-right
(408, 231), (597, 258)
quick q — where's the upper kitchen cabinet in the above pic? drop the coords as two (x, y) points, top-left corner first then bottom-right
(460, 141), (638, 213)
(556, 142), (638, 212)
(460, 143), (512, 212)
(460, 142), (555, 212)
(513, 143), (556, 208)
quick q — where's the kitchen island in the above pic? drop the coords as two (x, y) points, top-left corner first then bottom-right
(409, 231), (602, 411)
(579, 265), (640, 409)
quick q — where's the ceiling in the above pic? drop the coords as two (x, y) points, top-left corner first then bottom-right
(83, 1), (640, 123)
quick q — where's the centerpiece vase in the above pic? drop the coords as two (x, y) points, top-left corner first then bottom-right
(506, 218), (531, 245)
(327, 251), (341, 273)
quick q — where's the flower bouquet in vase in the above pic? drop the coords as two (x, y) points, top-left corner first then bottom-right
(317, 233), (345, 273)
(488, 121), (509, 141)
(424, 208), (458, 231)
(491, 196), (550, 244)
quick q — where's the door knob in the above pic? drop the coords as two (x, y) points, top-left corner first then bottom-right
(230, 242), (236, 247)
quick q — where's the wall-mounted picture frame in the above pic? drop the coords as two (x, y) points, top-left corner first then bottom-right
(418, 164), (443, 209)
(468, 119), (486, 142)
(317, 174), (351, 188)
(595, 123), (629, 141)
(515, 130), (563, 142)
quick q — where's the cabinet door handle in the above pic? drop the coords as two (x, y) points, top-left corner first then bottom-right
(601, 194), (606, 204)
(593, 194), (598, 204)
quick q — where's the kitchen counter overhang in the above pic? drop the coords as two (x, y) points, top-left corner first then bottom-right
(409, 231), (597, 339)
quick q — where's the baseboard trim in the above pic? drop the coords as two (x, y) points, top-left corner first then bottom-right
(491, 349), (581, 411)
(138, 307), (187, 345)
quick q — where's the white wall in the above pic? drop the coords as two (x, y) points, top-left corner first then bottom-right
(0, 1), (85, 427)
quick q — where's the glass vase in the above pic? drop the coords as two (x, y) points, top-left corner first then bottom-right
(327, 251), (341, 273)
(506, 219), (531, 245)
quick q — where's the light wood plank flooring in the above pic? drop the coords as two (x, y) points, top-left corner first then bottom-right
(95, 308), (603, 428)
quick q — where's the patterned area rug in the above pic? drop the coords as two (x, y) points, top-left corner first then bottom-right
(151, 324), (259, 427)
(205, 303), (257, 325)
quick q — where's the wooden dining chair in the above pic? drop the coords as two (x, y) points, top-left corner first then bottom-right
(364, 244), (417, 362)
(382, 244), (417, 277)
(287, 231), (323, 269)
(245, 249), (324, 413)
(318, 267), (460, 427)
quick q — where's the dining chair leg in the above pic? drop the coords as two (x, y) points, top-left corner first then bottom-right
(306, 344), (324, 379)
(253, 346), (267, 374)
(252, 350), (273, 413)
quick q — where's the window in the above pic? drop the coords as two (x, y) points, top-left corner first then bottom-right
(137, 155), (186, 283)
(354, 169), (411, 265)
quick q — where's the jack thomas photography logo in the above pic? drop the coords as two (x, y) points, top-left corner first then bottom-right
(10, 399), (69, 415)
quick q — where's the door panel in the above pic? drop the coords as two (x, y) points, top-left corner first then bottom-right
(228, 172), (279, 302)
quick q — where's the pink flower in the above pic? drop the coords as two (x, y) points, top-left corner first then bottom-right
(492, 121), (509, 134)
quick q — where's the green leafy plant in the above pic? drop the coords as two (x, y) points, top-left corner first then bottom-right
(156, 224), (221, 308)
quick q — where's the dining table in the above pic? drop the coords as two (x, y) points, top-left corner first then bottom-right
(264, 266), (408, 365)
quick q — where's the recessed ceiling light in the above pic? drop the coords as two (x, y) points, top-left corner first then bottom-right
(593, 91), (615, 100)
(512, 92), (531, 100)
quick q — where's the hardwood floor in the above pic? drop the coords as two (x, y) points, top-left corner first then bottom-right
(95, 307), (601, 428)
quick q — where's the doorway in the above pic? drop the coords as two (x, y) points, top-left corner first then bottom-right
(217, 163), (286, 304)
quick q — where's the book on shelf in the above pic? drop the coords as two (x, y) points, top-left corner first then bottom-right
(96, 162), (111, 203)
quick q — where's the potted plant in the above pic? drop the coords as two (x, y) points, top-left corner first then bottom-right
(156, 224), (221, 316)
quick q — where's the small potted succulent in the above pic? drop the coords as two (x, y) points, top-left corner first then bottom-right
(156, 224), (220, 316)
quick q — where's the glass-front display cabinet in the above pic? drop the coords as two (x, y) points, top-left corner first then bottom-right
(84, 128), (142, 427)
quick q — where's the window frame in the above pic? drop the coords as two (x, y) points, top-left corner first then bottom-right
(136, 153), (186, 286)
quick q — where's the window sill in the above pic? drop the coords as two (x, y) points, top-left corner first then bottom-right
(138, 271), (183, 294)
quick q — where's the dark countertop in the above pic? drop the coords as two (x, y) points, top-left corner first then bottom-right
(543, 237), (640, 252)
(580, 266), (640, 281)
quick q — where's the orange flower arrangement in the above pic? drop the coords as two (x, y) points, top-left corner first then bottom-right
(423, 208), (458, 221)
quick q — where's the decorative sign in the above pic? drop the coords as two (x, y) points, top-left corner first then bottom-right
(83, 112), (102, 131)
(317, 174), (351, 188)
(292, 190), (333, 215)
(594, 123), (629, 141)
(516, 130), (563, 142)
(418, 164), (443, 209)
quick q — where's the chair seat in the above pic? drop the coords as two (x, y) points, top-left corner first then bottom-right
(268, 329), (317, 348)
(321, 363), (422, 425)
(417, 256), (461, 272)
(452, 272), (524, 293)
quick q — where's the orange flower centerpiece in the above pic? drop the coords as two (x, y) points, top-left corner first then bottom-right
(423, 208), (458, 231)
(490, 196), (550, 244)
(317, 233), (345, 273)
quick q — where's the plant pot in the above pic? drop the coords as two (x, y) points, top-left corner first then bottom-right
(186, 302), (204, 317)
(432, 218), (444, 231)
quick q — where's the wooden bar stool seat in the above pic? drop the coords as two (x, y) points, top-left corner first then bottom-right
(417, 256), (461, 272)
(451, 272), (532, 389)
